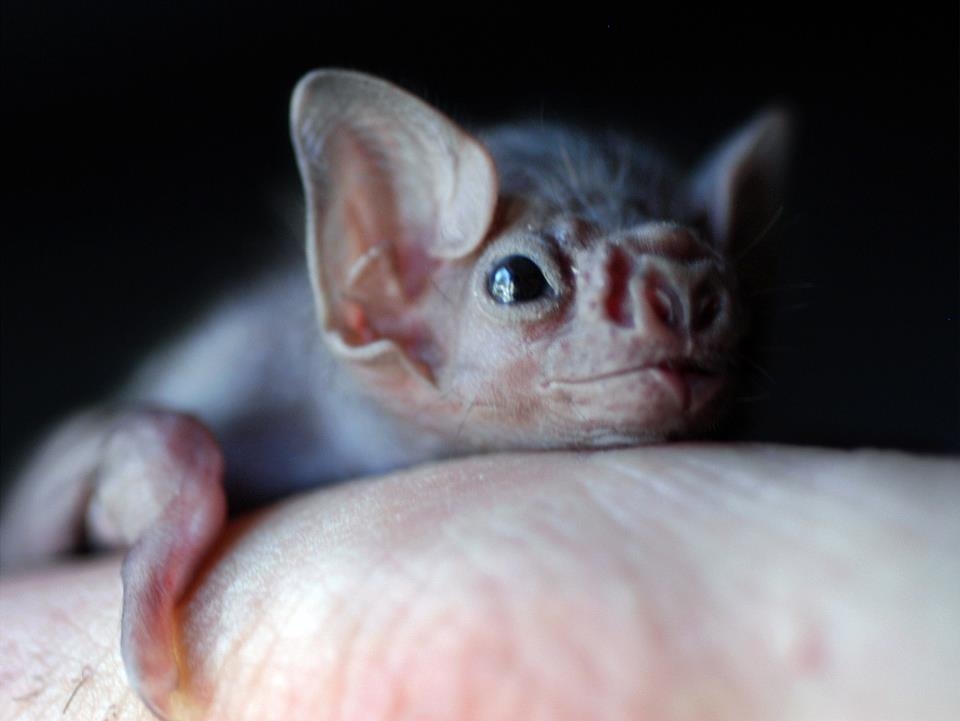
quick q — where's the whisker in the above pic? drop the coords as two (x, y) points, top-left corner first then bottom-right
(735, 353), (775, 384)
(430, 278), (453, 305)
(754, 345), (797, 353)
(735, 392), (772, 404)
(455, 398), (479, 443)
(750, 281), (816, 297)
(735, 205), (784, 265)
(568, 402), (589, 425)
(558, 143), (580, 190)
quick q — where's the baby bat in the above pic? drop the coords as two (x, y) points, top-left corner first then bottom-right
(0, 70), (790, 719)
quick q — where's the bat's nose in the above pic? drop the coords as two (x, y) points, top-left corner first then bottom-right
(641, 260), (726, 336)
(601, 249), (731, 343)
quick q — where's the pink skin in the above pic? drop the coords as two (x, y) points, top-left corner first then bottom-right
(2, 446), (958, 721)
(359, 219), (739, 451)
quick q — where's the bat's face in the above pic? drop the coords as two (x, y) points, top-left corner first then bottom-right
(430, 212), (742, 449)
(291, 70), (789, 451)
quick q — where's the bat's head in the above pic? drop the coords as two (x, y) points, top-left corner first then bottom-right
(291, 70), (791, 449)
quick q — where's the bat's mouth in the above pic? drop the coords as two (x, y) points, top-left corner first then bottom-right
(545, 360), (726, 414)
(651, 361), (725, 413)
(548, 358), (723, 383)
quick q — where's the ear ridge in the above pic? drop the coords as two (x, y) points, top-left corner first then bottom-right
(690, 108), (793, 252)
(290, 69), (498, 260)
(437, 138), (499, 258)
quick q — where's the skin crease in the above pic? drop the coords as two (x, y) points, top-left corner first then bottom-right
(2, 446), (958, 721)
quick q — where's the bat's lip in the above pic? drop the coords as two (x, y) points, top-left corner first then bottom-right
(545, 361), (725, 413)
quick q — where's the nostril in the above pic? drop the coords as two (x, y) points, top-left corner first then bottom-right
(692, 283), (724, 333)
(645, 275), (683, 330)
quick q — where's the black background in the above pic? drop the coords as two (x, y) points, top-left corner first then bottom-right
(2, 4), (958, 486)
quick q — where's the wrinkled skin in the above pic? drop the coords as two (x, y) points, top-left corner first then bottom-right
(2, 445), (958, 721)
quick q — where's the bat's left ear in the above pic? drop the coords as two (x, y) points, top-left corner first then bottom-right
(290, 70), (498, 383)
(688, 108), (793, 255)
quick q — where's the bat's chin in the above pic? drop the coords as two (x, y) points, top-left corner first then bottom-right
(542, 364), (728, 442)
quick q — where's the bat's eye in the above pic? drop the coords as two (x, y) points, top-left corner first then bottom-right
(487, 255), (552, 304)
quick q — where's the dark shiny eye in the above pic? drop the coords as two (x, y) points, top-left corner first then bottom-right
(487, 255), (552, 304)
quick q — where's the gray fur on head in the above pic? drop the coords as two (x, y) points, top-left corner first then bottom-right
(480, 123), (685, 232)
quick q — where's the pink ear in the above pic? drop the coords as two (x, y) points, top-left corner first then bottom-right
(291, 70), (498, 357)
(689, 109), (792, 253)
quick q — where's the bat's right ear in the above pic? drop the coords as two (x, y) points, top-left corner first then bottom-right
(290, 69), (498, 381)
(689, 108), (793, 256)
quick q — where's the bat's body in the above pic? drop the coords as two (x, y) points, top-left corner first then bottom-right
(0, 71), (789, 719)
(121, 266), (443, 506)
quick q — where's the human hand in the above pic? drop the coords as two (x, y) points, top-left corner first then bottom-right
(2, 445), (957, 720)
